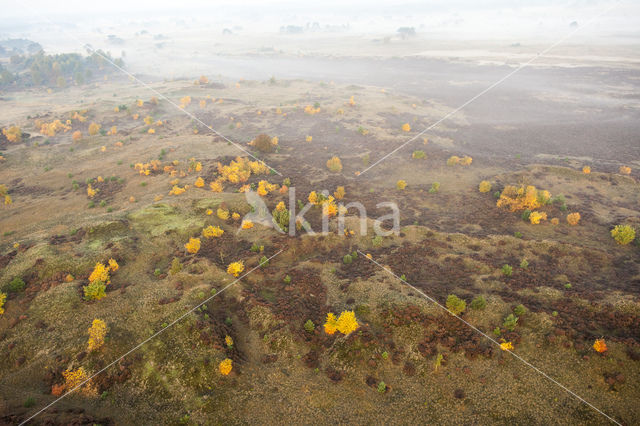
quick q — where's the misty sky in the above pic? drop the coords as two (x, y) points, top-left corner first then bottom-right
(2, 0), (639, 41)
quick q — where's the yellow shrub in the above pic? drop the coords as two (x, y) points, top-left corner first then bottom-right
(446, 156), (460, 166)
(217, 207), (230, 220)
(0, 292), (6, 315)
(202, 225), (224, 238)
(241, 220), (254, 229)
(169, 185), (186, 195)
(566, 212), (581, 226)
(308, 191), (318, 205)
(219, 358), (233, 375)
(62, 367), (95, 395)
(180, 96), (191, 108)
(324, 313), (337, 334)
(551, 217), (559, 225)
(184, 237), (201, 254)
(324, 311), (358, 335)
(500, 341), (514, 351)
(396, 180), (407, 190)
(87, 319), (107, 351)
(306, 135), (313, 142)
(108, 258), (119, 271)
(210, 180), (224, 192)
(227, 261), (245, 277)
(401, 123), (411, 132)
(611, 225), (635, 245)
(336, 311), (359, 334)
(497, 185), (550, 212)
(478, 181), (492, 193)
(582, 166), (591, 174)
(88, 122), (101, 136)
(529, 211), (547, 225)
(619, 166), (631, 175)
(194, 177), (205, 188)
(323, 199), (338, 217)
(2, 126), (22, 143)
(89, 262), (110, 284)
(334, 186), (345, 200)
(72, 130), (82, 141)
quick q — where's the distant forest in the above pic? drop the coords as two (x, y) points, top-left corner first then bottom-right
(0, 39), (124, 90)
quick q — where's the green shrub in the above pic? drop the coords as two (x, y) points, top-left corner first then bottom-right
(272, 205), (290, 232)
(6, 277), (25, 293)
(170, 258), (182, 275)
(502, 264), (513, 277)
(429, 182), (440, 193)
(514, 231), (522, 239)
(372, 235), (383, 246)
(283, 275), (291, 284)
(521, 209), (531, 221)
(343, 254), (353, 264)
(412, 150), (426, 159)
(520, 259), (528, 269)
(259, 256), (269, 267)
(503, 313), (518, 331)
(304, 319), (315, 333)
(513, 304), (526, 316)
(377, 381), (386, 393)
(83, 280), (106, 301)
(470, 296), (487, 310)
(446, 294), (466, 316)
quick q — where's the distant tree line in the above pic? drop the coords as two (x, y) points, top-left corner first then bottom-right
(0, 49), (124, 90)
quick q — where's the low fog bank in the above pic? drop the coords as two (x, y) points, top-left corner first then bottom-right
(2, 0), (640, 68)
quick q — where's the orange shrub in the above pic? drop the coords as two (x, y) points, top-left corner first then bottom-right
(326, 156), (342, 173)
(567, 212), (581, 226)
(593, 339), (607, 353)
